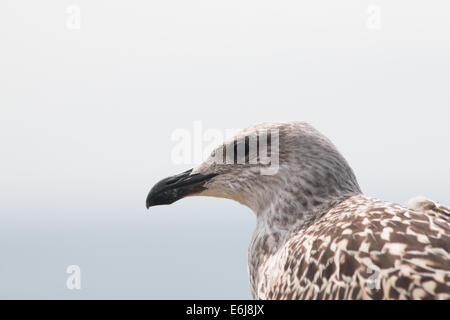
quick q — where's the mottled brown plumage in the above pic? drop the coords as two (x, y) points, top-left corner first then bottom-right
(147, 121), (450, 299)
(253, 195), (450, 299)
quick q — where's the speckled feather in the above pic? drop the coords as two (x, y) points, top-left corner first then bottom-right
(186, 122), (450, 300)
(251, 195), (450, 299)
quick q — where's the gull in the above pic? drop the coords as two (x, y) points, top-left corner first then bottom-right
(146, 121), (450, 299)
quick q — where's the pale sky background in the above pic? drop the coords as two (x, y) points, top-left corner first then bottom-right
(0, 1), (449, 299)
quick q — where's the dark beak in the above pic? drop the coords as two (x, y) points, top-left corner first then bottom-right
(146, 169), (217, 209)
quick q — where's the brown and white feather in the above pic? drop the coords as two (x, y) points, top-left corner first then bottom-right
(186, 121), (450, 300)
(251, 195), (450, 299)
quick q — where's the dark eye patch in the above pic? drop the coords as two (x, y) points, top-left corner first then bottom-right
(244, 136), (250, 163)
(221, 132), (273, 165)
(267, 131), (272, 157)
(226, 137), (250, 164)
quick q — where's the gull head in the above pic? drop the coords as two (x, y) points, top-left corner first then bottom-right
(146, 121), (361, 214)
